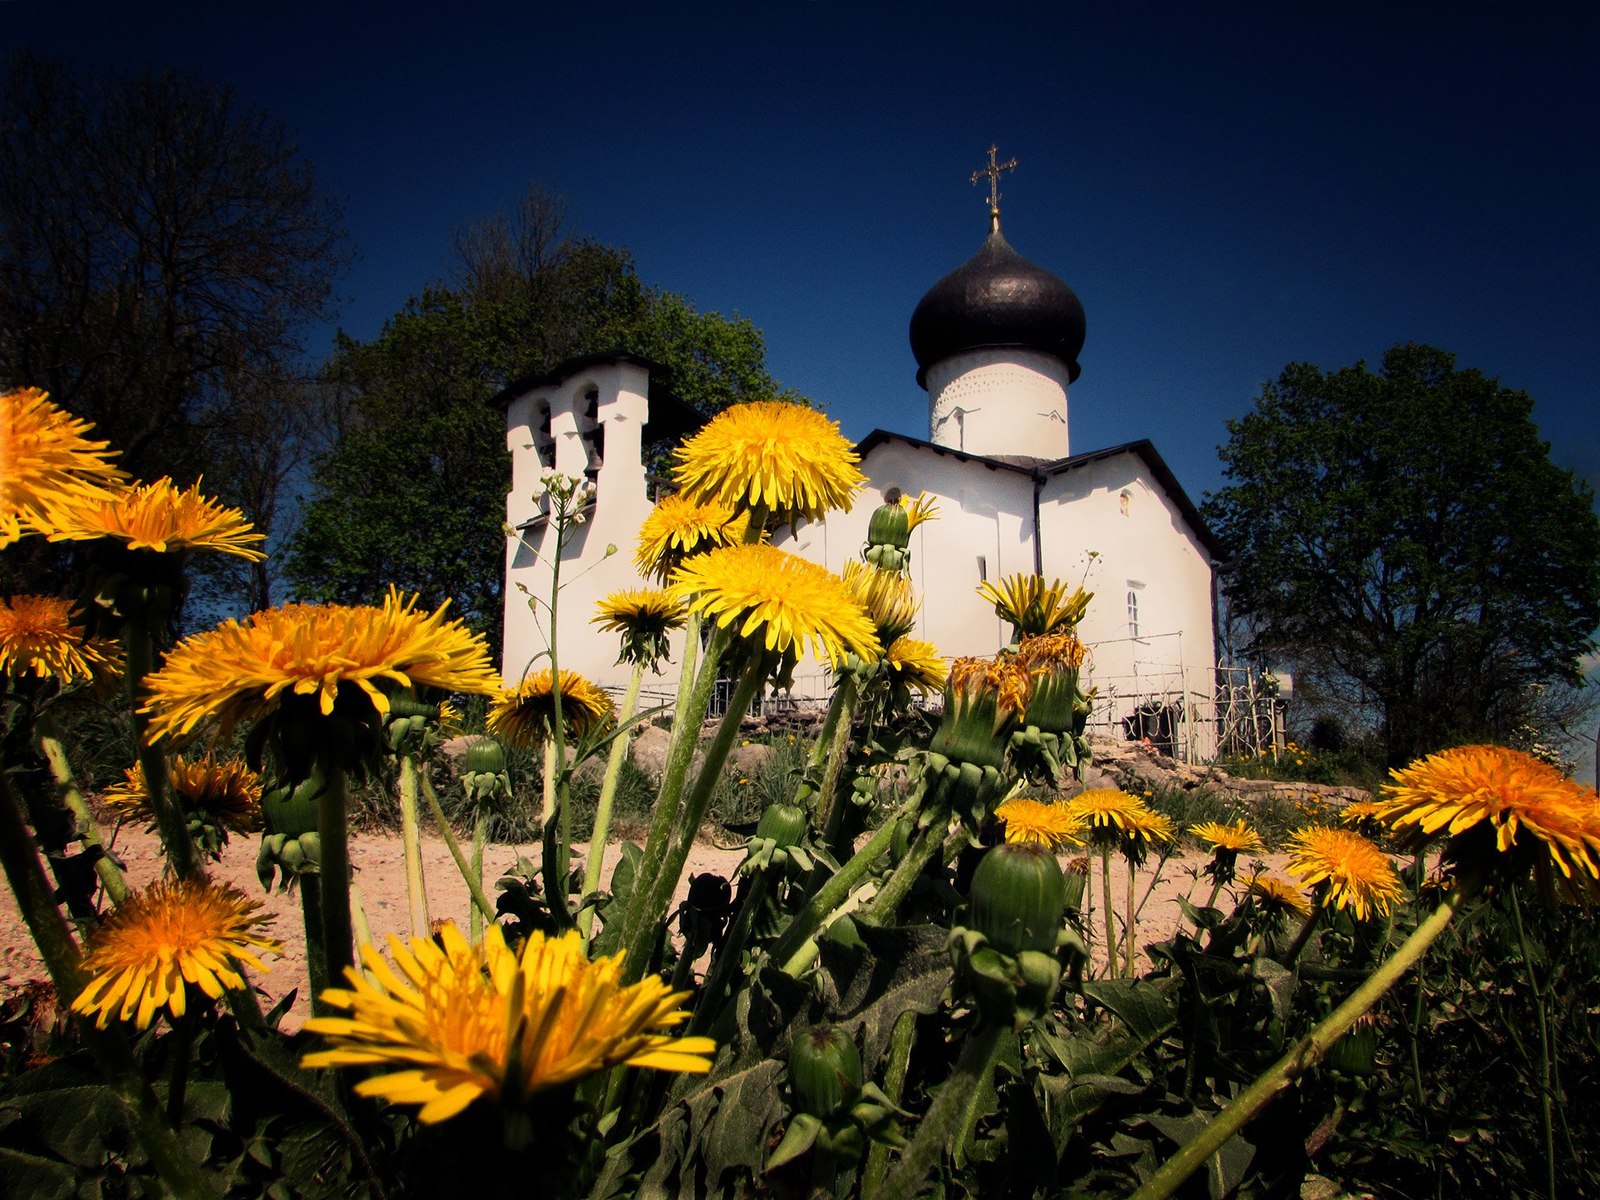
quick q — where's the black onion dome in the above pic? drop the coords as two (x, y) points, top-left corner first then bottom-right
(909, 228), (1086, 388)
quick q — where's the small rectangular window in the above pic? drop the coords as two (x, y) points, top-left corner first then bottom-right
(977, 555), (988, 582)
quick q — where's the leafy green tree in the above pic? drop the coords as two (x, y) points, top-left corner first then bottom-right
(1204, 343), (1600, 765)
(288, 191), (802, 647)
(0, 51), (346, 611)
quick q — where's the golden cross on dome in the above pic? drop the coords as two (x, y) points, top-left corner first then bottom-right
(971, 144), (1018, 232)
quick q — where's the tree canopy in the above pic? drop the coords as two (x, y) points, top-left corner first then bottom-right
(1203, 343), (1600, 764)
(0, 51), (348, 613)
(287, 190), (803, 648)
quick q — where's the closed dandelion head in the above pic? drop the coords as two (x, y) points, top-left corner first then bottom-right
(1015, 632), (1090, 732)
(1285, 827), (1404, 921)
(0, 594), (121, 687)
(1376, 745), (1600, 902)
(885, 636), (948, 697)
(139, 588), (502, 745)
(930, 655), (1033, 768)
(301, 924), (715, 1122)
(1242, 873), (1313, 920)
(593, 588), (688, 670)
(1, 388), (122, 548)
(71, 879), (281, 1029)
(634, 494), (742, 583)
(672, 401), (865, 524)
(37, 477), (265, 560)
(669, 543), (880, 672)
(842, 560), (920, 645)
(976, 574), (1092, 638)
(995, 797), (1085, 850)
(489, 670), (614, 748)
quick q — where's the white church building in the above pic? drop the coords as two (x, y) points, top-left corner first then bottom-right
(496, 208), (1222, 760)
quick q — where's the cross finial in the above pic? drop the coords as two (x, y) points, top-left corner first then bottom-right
(971, 144), (1018, 233)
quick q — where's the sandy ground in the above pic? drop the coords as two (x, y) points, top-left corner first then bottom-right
(0, 819), (1292, 1030)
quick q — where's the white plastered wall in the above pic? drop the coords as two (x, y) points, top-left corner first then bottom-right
(1038, 454), (1218, 756)
(926, 348), (1071, 460)
(500, 360), (689, 689)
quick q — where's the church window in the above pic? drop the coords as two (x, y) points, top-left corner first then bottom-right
(977, 555), (988, 582)
(1126, 581), (1144, 638)
(1119, 490), (1131, 517)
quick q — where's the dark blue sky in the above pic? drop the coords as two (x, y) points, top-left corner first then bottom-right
(8, 2), (1597, 511)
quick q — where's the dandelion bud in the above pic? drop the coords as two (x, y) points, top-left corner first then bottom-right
(755, 802), (808, 849)
(968, 843), (1067, 956)
(464, 739), (507, 776)
(789, 1026), (862, 1118)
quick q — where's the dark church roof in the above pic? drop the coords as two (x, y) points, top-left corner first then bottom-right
(908, 228), (1086, 388)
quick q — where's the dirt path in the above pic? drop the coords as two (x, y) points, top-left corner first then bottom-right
(0, 821), (1294, 1029)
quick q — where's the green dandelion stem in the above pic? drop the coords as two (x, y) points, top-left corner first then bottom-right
(813, 673), (861, 853)
(124, 612), (202, 881)
(860, 817), (946, 927)
(863, 1008), (918, 1185)
(1101, 851), (1117, 978)
(613, 623), (729, 975)
(774, 806), (908, 977)
(580, 658), (646, 943)
(1124, 855), (1137, 976)
(313, 762), (355, 993)
(1509, 886), (1558, 1200)
(470, 811), (489, 943)
(299, 874), (332, 1014)
(1131, 873), (1482, 1200)
(419, 770), (497, 924)
(1282, 906), (1321, 966)
(871, 1021), (1006, 1200)
(34, 710), (129, 903)
(635, 661), (766, 976)
(397, 753), (431, 938)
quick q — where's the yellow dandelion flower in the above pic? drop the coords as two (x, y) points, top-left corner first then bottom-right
(1243, 873), (1313, 919)
(995, 797), (1085, 849)
(488, 670), (614, 748)
(634, 494), (743, 584)
(592, 588), (687, 669)
(437, 700), (465, 738)
(302, 924), (715, 1123)
(103, 756), (263, 835)
(842, 560), (920, 644)
(669, 543), (880, 668)
(672, 400), (865, 523)
(140, 588), (502, 743)
(885, 636), (948, 696)
(1376, 745), (1600, 899)
(976, 573), (1092, 638)
(71, 879), (281, 1029)
(1190, 819), (1265, 856)
(0, 388), (122, 548)
(36, 476), (265, 560)
(0, 594), (120, 686)
(1285, 827), (1404, 921)
(1067, 789), (1163, 841)
(902, 490), (939, 532)
(1338, 799), (1386, 828)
